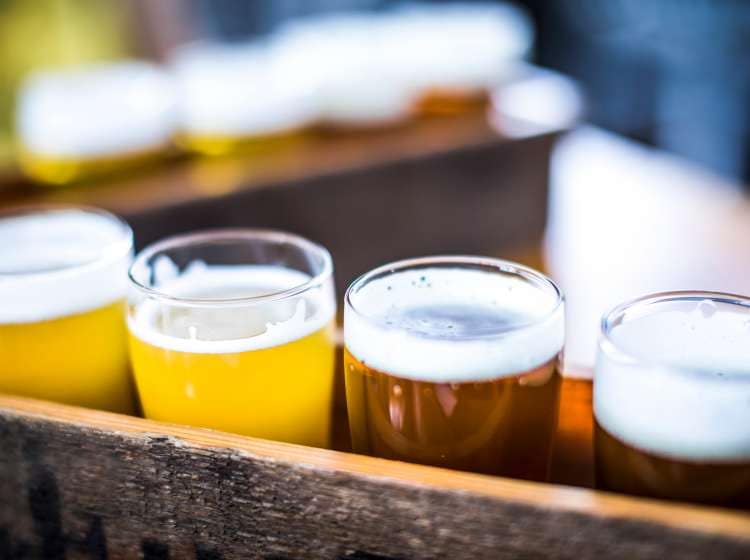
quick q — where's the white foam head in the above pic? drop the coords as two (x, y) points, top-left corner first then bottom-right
(344, 258), (564, 382)
(272, 14), (417, 126)
(128, 262), (335, 354)
(594, 294), (750, 461)
(0, 208), (133, 323)
(384, 3), (533, 93)
(17, 61), (177, 158)
(171, 42), (320, 137)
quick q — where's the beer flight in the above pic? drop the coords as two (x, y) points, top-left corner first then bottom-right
(1, 205), (749, 510)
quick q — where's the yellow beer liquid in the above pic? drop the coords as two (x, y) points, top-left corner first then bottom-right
(18, 147), (166, 185)
(0, 300), (136, 413)
(129, 321), (335, 446)
(127, 264), (337, 447)
(176, 129), (307, 157)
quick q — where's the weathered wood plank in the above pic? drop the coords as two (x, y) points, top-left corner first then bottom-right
(0, 394), (748, 560)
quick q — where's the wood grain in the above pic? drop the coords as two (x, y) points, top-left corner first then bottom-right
(0, 391), (748, 559)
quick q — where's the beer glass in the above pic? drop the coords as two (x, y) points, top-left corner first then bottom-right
(0, 206), (135, 413)
(127, 230), (336, 447)
(595, 291), (750, 507)
(344, 256), (564, 480)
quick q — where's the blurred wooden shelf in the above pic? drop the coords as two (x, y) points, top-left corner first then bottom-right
(0, 111), (561, 294)
(0, 104), (557, 215)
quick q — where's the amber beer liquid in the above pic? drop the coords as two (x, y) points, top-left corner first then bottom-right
(0, 207), (136, 413)
(594, 293), (750, 508)
(344, 257), (564, 481)
(127, 231), (336, 447)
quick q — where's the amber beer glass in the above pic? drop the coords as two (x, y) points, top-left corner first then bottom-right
(595, 292), (750, 507)
(127, 230), (336, 447)
(0, 206), (135, 412)
(344, 256), (564, 480)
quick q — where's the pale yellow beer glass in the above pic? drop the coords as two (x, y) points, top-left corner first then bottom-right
(0, 206), (135, 413)
(127, 230), (336, 447)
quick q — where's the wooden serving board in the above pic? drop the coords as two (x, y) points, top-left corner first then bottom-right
(1, 377), (749, 560)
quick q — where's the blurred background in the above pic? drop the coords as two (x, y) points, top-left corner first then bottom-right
(2, 0), (750, 373)
(4, 0), (750, 181)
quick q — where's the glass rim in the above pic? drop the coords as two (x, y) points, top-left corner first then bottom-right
(344, 255), (564, 338)
(0, 203), (133, 278)
(128, 228), (334, 306)
(599, 290), (750, 380)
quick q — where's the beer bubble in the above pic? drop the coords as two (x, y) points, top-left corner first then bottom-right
(697, 299), (717, 318)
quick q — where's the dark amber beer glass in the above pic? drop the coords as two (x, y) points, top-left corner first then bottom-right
(595, 292), (750, 508)
(344, 256), (564, 480)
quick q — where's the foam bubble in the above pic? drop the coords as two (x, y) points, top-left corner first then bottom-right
(595, 299), (750, 461)
(171, 42), (320, 137)
(17, 61), (177, 158)
(128, 264), (335, 354)
(345, 267), (563, 382)
(0, 209), (133, 323)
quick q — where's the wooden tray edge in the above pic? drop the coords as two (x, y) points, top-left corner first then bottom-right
(1, 393), (747, 543)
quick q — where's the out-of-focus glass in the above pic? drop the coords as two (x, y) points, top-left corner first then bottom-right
(0, 206), (135, 413)
(169, 2), (534, 151)
(171, 43), (317, 156)
(16, 62), (177, 185)
(127, 229), (337, 447)
(595, 291), (750, 508)
(0, 0), (130, 177)
(344, 256), (564, 480)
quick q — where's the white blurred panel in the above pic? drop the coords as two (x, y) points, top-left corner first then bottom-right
(545, 127), (750, 376)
